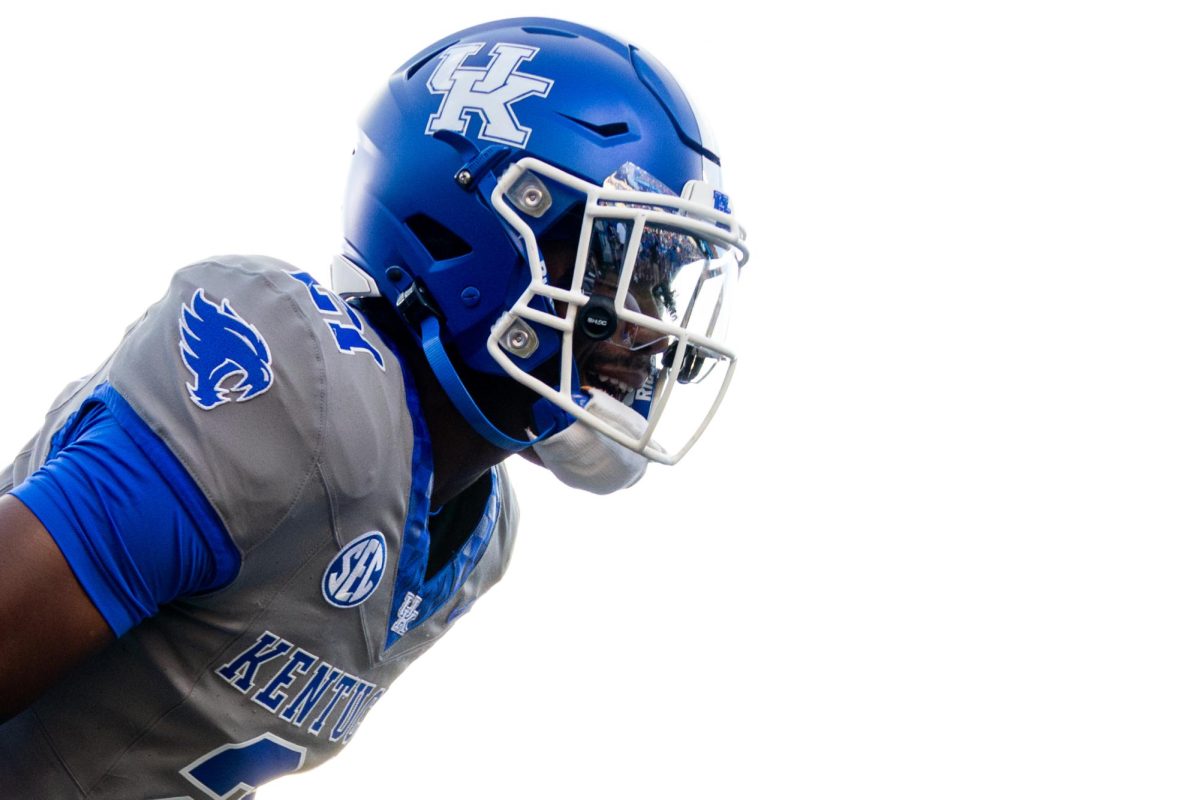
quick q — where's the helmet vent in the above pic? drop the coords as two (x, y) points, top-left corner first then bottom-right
(521, 26), (578, 38)
(560, 114), (630, 138)
(405, 213), (472, 260)
(405, 44), (452, 80)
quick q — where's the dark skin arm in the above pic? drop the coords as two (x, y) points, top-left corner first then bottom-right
(0, 494), (113, 721)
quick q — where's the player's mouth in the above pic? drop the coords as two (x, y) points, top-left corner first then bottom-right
(582, 357), (650, 402)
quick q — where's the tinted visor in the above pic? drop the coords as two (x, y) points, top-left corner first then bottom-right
(577, 216), (737, 379)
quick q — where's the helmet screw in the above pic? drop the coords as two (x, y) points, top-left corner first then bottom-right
(455, 169), (473, 187)
(522, 188), (543, 207)
(500, 319), (539, 357)
(385, 266), (405, 282)
(460, 286), (480, 307)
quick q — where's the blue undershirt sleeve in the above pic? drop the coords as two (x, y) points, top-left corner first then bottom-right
(11, 383), (239, 637)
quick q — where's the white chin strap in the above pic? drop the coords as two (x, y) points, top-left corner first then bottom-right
(530, 390), (651, 495)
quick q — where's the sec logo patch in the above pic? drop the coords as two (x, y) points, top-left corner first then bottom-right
(324, 531), (388, 608)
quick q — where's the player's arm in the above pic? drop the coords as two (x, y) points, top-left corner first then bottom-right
(0, 388), (239, 722)
(0, 495), (113, 721)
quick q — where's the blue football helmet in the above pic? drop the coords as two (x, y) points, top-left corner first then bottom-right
(333, 17), (749, 463)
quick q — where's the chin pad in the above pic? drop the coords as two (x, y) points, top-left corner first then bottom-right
(530, 390), (650, 494)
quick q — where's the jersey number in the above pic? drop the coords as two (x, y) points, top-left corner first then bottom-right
(180, 733), (307, 800)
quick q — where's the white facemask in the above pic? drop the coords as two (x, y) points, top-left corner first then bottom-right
(530, 390), (651, 494)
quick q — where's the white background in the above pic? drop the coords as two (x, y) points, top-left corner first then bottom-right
(1, 2), (1198, 798)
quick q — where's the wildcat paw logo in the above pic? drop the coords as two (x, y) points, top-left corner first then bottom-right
(179, 289), (274, 410)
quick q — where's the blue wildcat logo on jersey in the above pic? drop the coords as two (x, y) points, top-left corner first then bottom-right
(323, 531), (388, 609)
(179, 288), (274, 410)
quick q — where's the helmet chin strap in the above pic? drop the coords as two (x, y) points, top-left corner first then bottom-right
(375, 132), (584, 452)
(418, 314), (561, 451)
(342, 256), (636, 456)
(414, 306), (590, 453)
(397, 132), (567, 451)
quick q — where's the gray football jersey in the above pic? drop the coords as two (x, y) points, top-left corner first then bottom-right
(0, 255), (517, 798)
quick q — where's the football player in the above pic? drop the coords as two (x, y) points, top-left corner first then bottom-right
(0, 17), (747, 797)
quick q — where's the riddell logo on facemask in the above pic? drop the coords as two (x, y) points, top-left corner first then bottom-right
(424, 42), (554, 148)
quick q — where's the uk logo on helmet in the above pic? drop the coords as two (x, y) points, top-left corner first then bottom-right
(178, 289), (274, 410)
(323, 531), (389, 609)
(425, 42), (553, 148)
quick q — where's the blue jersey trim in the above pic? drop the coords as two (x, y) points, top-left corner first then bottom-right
(385, 344), (437, 648)
(359, 311), (498, 650)
(11, 383), (238, 636)
(421, 476), (498, 613)
(95, 384), (240, 590)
